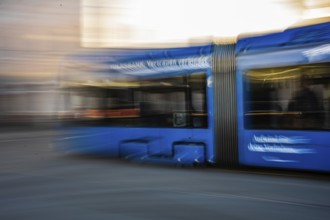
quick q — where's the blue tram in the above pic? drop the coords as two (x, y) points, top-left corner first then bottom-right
(57, 21), (330, 172)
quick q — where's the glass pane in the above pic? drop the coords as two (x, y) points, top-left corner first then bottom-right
(244, 63), (330, 130)
(63, 73), (208, 128)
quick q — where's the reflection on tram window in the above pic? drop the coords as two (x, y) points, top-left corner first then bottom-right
(244, 62), (330, 130)
(61, 73), (208, 128)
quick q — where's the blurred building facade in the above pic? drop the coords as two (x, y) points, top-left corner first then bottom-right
(0, 0), (80, 127)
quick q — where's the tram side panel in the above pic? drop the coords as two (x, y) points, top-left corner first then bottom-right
(236, 22), (330, 172)
(56, 45), (214, 166)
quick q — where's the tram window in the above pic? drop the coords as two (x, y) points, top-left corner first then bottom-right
(136, 73), (208, 128)
(64, 73), (208, 128)
(244, 62), (330, 130)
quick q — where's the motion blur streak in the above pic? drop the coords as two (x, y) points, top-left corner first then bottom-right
(0, 1), (329, 220)
(81, 0), (302, 47)
(81, 0), (329, 48)
(0, 1), (80, 127)
(0, 0), (329, 128)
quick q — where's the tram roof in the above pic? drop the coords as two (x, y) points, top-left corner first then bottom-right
(236, 21), (330, 54)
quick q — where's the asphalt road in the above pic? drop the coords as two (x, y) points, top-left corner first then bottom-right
(0, 129), (329, 220)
